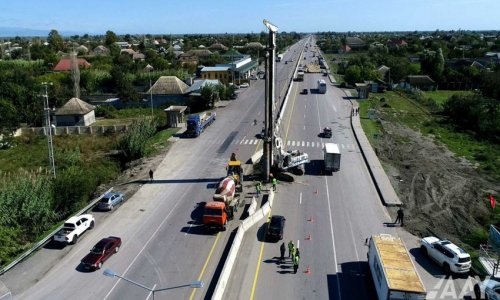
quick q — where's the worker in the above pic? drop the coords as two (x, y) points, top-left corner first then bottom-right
(288, 240), (294, 258)
(272, 177), (277, 192)
(255, 182), (262, 197)
(149, 169), (154, 182)
(395, 207), (404, 226)
(291, 244), (297, 260)
(296, 248), (300, 259)
(293, 254), (300, 274)
(280, 242), (286, 263)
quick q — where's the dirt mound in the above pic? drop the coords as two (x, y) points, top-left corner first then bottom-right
(375, 121), (497, 243)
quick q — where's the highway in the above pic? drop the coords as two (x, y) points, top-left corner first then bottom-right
(1, 37), (476, 300)
(0, 40), (306, 299)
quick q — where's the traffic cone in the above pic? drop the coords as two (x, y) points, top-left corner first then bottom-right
(304, 266), (311, 275)
(306, 233), (312, 240)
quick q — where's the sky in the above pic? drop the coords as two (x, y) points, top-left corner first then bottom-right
(0, 0), (499, 35)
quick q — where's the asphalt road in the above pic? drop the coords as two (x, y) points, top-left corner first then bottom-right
(0, 39), (306, 300)
(223, 37), (476, 300)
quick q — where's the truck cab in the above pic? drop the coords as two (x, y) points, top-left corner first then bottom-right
(203, 201), (228, 231)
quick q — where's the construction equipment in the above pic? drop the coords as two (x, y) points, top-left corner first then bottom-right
(274, 137), (310, 175)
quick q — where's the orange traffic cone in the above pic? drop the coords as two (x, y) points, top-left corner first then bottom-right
(306, 233), (312, 240)
(304, 266), (311, 275)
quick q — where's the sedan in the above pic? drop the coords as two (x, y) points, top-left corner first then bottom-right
(97, 192), (124, 211)
(81, 236), (122, 270)
(266, 215), (286, 241)
(475, 277), (500, 300)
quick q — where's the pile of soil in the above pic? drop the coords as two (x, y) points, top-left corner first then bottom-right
(375, 120), (498, 244)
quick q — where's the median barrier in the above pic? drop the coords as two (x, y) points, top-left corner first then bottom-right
(0, 187), (113, 275)
(247, 197), (257, 217)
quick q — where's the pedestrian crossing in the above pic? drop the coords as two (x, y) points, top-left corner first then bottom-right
(208, 137), (356, 151)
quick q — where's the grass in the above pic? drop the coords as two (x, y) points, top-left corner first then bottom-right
(423, 90), (472, 108)
(144, 128), (178, 156)
(358, 90), (500, 181)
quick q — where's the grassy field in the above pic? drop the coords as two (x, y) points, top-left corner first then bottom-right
(358, 90), (500, 180)
(423, 90), (472, 108)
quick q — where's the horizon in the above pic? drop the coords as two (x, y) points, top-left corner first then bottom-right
(0, 0), (499, 37)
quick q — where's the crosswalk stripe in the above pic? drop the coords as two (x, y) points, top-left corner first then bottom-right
(287, 141), (291, 146)
(253, 140), (258, 145)
(301, 141), (305, 147)
(240, 139), (245, 144)
(244, 140), (249, 145)
(292, 141), (295, 146)
(306, 142), (310, 147)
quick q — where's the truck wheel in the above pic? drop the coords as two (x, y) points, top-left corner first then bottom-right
(89, 221), (95, 229)
(115, 246), (120, 253)
(97, 262), (103, 269)
(72, 235), (78, 245)
(420, 245), (427, 256)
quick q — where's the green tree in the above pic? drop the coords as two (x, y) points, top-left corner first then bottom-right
(47, 29), (65, 52)
(0, 98), (18, 134)
(105, 30), (118, 46)
(344, 65), (362, 85)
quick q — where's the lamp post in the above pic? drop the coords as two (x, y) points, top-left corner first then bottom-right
(42, 82), (56, 178)
(150, 70), (154, 117)
(103, 269), (203, 300)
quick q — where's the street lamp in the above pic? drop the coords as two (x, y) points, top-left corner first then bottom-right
(149, 70), (154, 117)
(42, 82), (56, 178)
(103, 268), (203, 300)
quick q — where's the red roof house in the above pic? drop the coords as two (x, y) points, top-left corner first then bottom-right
(53, 58), (91, 71)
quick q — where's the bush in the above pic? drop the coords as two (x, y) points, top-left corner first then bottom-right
(95, 106), (118, 118)
(52, 166), (97, 215)
(118, 118), (158, 161)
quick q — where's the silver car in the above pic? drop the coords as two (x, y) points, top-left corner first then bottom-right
(97, 192), (125, 211)
(475, 277), (500, 300)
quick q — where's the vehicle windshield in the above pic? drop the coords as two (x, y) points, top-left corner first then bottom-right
(459, 257), (471, 263)
(270, 218), (282, 228)
(100, 197), (110, 203)
(186, 120), (196, 130)
(205, 208), (222, 216)
(91, 245), (104, 254)
(63, 223), (75, 228)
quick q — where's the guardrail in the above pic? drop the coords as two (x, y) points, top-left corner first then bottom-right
(0, 187), (113, 276)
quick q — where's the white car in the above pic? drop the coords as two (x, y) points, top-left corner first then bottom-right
(240, 83), (249, 88)
(53, 214), (95, 244)
(420, 236), (471, 274)
(475, 277), (500, 300)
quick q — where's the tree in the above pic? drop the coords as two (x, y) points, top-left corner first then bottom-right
(0, 98), (18, 134)
(344, 65), (362, 85)
(47, 29), (64, 52)
(105, 30), (118, 46)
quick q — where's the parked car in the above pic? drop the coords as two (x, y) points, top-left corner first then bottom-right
(249, 75), (257, 80)
(266, 215), (286, 241)
(230, 93), (238, 100)
(240, 83), (249, 88)
(53, 214), (95, 244)
(301, 88), (308, 95)
(420, 236), (471, 274)
(81, 236), (122, 270)
(475, 277), (500, 300)
(322, 127), (332, 138)
(98, 192), (125, 211)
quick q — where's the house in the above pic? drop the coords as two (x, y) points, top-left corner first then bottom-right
(178, 49), (213, 65)
(53, 58), (91, 71)
(345, 37), (366, 49)
(75, 45), (89, 54)
(132, 52), (145, 61)
(115, 41), (130, 49)
(145, 76), (190, 106)
(216, 55), (258, 81)
(93, 45), (109, 56)
(222, 49), (246, 62)
(209, 43), (228, 51)
(355, 83), (369, 99)
(386, 39), (408, 48)
(377, 65), (390, 82)
(188, 79), (221, 96)
(200, 66), (231, 84)
(120, 49), (136, 55)
(339, 44), (352, 53)
(245, 42), (264, 49)
(54, 98), (96, 126)
(402, 75), (436, 91)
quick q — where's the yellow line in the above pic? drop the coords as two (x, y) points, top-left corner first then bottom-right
(249, 209), (272, 300)
(189, 232), (220, 300)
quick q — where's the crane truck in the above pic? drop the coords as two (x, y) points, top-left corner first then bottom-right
(185, 112), (216, 137)
(203, 159), (243, 231)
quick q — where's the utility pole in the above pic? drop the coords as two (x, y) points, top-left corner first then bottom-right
(42, 82), (56, 178)
(262, 19), (278, 183)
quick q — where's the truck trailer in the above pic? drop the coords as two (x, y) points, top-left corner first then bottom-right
(323, 143), (340, 173)
(186, 112), (216, 137)
(368, 234), (427, 300)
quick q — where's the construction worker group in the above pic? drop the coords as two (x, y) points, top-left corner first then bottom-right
(281, 240), (300, 274)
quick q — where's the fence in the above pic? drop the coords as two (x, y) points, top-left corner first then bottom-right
(16, 125), (130, 137)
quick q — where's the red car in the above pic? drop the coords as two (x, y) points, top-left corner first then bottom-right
(81, 236), (121, 270)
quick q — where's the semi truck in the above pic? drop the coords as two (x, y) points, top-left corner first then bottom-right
(186, 112), (216, 137)
(368, 234), (427, 300)
(323, 143), (341, 173)
(203, 160), (243, 231)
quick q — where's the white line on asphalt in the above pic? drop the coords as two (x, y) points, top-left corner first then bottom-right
(297, 239), (300, 250)
(145, 284), (157, 300)
(332, 104), (337, 112)
(303, 125), (306, 130)
(300, 192), (302, 204)
(302, 141), (305, 147)
(244, 140), (249, 144)
(292, 141), (295, 146)
(240, 136), (246, 144)
(103, 187), (190, 299)
(306, 142), (310, 147)
(287, 141), (291, 146)
(185, 223), (193, 235)
(325, 178), (342, 300)
(304, 114), (306, 119)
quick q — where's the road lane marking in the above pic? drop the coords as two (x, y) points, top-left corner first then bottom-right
(145, 283), (157, 300)
(297, 239), (300, 250)
(302, 141), (305, 147)
(250, 210), (272, 300)
(244, 140), (249, 144)
(325, 178), (342, 300)
(189, 232), (221, 300)
(306, 142), (310, 147)
(303, 125), (306, 130)
(300, 192), (302, 204)
(185, 223), (193, 235)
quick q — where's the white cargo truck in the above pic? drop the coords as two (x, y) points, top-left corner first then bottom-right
(323, 143), (340, 173)
(368, 234), (427, 300)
